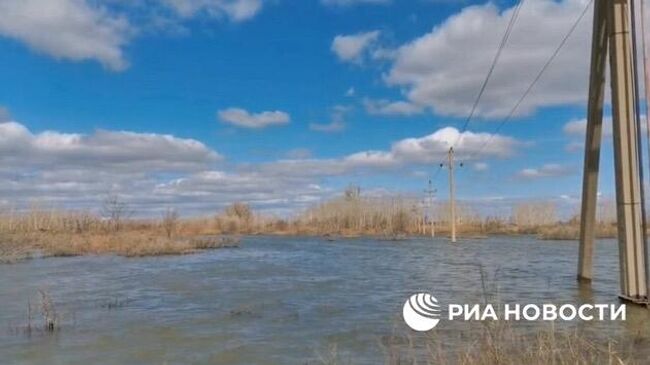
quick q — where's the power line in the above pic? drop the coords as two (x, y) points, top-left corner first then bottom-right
(455, 0), (526, 138)
(431, 0), (526, 181)
(468, 0), (593, 161)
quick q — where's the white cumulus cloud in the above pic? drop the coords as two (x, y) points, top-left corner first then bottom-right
(162, 0), (264, 21)
(0, 121), (222, 172)
(363, 98), (424, 116)
(385, 0), (592, 118)
(0, 0), (132, 71)
(0, 113), (522, 215)
(309, 105), (349, 133)
(322, 0), (390, 6)
(218, 107), (290, 128)
(331, 30), (380, 64)
(563, 117), (614, 137)
(0, 0), (270, 70)
(517, 163), (573, 179)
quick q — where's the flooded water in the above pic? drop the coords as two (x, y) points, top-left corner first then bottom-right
(1, 236), (649, 364)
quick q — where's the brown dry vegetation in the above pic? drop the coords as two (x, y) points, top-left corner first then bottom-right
(0, 189), (621, 262)
(364, 323), (648, 365)
(290, 189), (618, 240)
(0, 202), (242, 262)
(1, 231), (239, 260)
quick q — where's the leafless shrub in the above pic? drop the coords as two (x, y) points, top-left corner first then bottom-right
(225, 202), (252, 222)
(512, 201), (558, 228)
(215, 202), (255, 233)
(161, 208), (179, 238)
(101, 194), (132, 232)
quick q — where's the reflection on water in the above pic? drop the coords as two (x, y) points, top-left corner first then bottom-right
(0, 236), (648, 364)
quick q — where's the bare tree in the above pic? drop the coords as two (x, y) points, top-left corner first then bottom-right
(225, 202), (252, 222)
(512, 202), (557, 227)
(344, 185), (361, 201)
(161, 208), (179, 238)
(101, 194), (131, 232)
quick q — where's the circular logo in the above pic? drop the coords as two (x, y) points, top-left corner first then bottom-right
(402, 293), (441, 331)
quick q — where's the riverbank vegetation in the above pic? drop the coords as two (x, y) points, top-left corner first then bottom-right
(0, 197), (241, 263)
(291, 187), (617, 240)
(0, 187), (619, 262)
(376, 322), (648, 364)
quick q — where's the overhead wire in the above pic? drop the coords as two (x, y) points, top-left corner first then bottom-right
(430, 0), (526, 180)
(467, 0), (594, 161)
(454, 0), (526, 138)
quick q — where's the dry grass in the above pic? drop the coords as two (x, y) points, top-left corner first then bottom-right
(0, 235), (33, 263)
(2, 231), (240, 259)
(0, 193), (623, 263)
(375, 324), (647, 365)
(536, 222), (618, 240)
(293, 193), (616, 239)
(0, 197), (253, 263)
(0, 206), (241, 261)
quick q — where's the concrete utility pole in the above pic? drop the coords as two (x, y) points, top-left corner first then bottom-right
(419, 200), (426, 235)
(422, 202), (427, 235)
(578, 0), (649, 304)
(448, 148), (457, 243)
(424, 179), (436, 238)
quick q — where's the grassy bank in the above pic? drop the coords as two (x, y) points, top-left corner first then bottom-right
(0, 232), (239, 263)
(0, 208), (240, 263)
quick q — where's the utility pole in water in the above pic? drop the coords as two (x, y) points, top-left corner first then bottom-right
(578, 0), (649, 304)
(448, 148), (457, 243)
(424, 179), (436, 238)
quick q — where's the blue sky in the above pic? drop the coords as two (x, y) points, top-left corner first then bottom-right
(0, 0), (621, 216)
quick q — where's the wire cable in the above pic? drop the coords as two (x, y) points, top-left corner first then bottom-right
(467, 0), (593, 161)
(430, 0), (526, 181)
(455, 0), (526, 138)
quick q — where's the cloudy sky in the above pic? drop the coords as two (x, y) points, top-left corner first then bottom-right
(0, 0), (623, 216)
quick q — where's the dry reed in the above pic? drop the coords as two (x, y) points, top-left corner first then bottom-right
(0, 192), (622, 263)
(0, 205), (241, 261)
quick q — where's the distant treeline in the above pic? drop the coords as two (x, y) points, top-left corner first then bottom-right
(0, 187), (619, 243)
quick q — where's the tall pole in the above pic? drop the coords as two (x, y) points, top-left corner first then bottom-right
(424, 179), (436, 238)
(578, 0), (608, 282)
(420, 201), (425, 235)
(448, 148), (457, 243)
(608, 0), (648, 302)
(579, 0), (649, 304)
